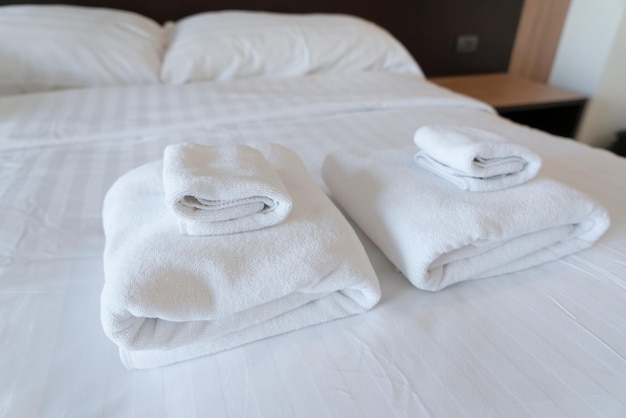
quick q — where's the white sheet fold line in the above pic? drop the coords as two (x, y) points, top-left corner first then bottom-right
(101, 143), (380, 369)
(322, 147), (610, 291)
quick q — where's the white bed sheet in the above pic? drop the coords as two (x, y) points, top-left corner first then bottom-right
(1, 73), (625, 417)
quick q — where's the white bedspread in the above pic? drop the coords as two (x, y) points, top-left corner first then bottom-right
(0, 72), (491, 150)
(1, 73), (625, 417)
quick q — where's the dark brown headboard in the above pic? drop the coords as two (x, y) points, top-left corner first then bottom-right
(1, 0), (524, 77)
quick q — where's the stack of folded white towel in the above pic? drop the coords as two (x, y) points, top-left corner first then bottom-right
(162, 143), (293, 235)
(101, 143), (380, 369)
(413, 125), (543, 192)
(322, 125), (610, 291)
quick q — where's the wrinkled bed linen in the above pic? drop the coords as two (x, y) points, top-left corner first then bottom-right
(1, 73), (625, 417)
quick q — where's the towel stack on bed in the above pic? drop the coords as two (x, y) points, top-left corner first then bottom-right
(162, 143), (294, 235)
(101, 143), (380, 369)
(413, 125), (543, 192)
(322, 125), (610, 291)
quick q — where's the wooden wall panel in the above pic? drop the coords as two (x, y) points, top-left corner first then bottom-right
(509, 0), (571, 82)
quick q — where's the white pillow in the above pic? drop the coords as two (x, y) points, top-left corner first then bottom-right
(161, 11), (424, 84)
(0, 5), (165, 94)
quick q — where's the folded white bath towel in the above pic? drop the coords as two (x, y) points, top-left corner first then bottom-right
(322, 147), (610, 291)
(162, 143), (292, 235)
(102, 143), (380, 369)
(413, 125), (542, 191)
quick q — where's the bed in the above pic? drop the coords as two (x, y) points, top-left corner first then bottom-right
(1, 4), (625, 417)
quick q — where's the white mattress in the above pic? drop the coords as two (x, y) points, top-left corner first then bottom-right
(1, 73), (625, 417)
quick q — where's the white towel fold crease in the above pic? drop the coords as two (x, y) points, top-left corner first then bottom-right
(163, 143), (293, 235)
(102, 143), (380, 369)
(322, 147), (610, 291)
(413, 125), (542, 191)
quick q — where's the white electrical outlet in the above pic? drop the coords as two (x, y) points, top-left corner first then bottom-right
(456, 35), (479, 53)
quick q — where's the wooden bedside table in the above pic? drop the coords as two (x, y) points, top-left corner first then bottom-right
(428, 73), (587, 138)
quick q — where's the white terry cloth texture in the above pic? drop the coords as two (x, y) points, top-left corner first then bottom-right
(163, 143), (293, 236)
(322, 147), (610, 291)
(413, 125), (542, 192)
(101, 143), (381, 369)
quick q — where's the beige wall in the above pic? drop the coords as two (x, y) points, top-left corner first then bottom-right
(575, 8), (626, 147)
(549, 0), (626, 147)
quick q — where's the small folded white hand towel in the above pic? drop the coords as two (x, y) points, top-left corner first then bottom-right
(102, 143), (380, 369)
(413, 125), (542, 191)
(162, 143), (292, 235)
(322, 147), (610, 291)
